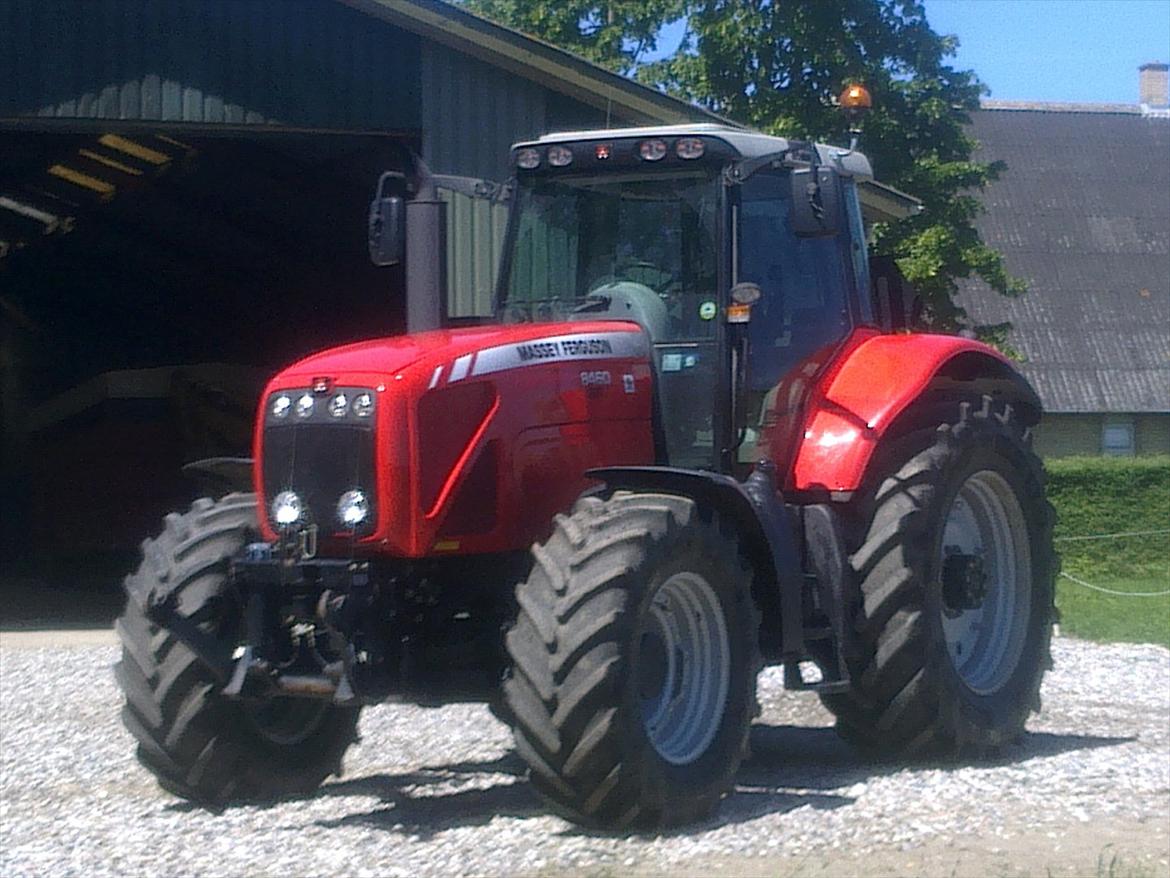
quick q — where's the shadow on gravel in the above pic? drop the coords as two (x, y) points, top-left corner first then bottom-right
(302, 726), (1133, 838)
(743, 723), (1135, 791)
(312, 752), (543, 838)
(653, 724), (1135, 836)
(0, 569), (125, 631)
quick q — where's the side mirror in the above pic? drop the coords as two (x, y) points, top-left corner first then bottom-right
(368, 172), (405, 266)
(789, 166), (841, 238)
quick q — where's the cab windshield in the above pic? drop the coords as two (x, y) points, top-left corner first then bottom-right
(498, 171), (720, 343)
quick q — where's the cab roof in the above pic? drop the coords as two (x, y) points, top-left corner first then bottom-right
(518, 123), (874, 181)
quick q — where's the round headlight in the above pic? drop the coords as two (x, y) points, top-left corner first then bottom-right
(295, 393), (314, 419)
(676, 137), (705, 160)
(271, 490), (304, 528)
(337, 490), (370, 527)
(639, 139), (667, 161)
(271, 395), (292, 419)
(329, 393), (349, 418)
(547, 145), (573, 167)
(352, 392), (374, 418)
(515, 148), (541, 170)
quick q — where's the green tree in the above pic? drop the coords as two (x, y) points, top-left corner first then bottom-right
(464, 0), (686, 75)
(464, 0), (1023, 336)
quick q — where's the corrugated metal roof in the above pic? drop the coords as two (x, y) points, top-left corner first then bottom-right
(955, 107), (1170, 413)
(0, 0), (422, 131)
(342, 0), (721, 127)
(0, 0), (701, 181)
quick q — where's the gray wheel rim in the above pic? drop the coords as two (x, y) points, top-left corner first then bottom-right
(940, 469), (1032, 695)
(638, 572), (731, 765)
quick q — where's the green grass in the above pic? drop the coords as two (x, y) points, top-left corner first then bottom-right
(1044, 456), (1170, 648)
(1055, 576), (1170, 647)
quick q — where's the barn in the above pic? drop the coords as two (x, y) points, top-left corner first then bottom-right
(0, 0), (725, 587)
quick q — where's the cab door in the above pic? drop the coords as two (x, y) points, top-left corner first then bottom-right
(735, 169), (857, 471)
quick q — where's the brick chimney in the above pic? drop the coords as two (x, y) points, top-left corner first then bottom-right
(1139, 62), (1169, 108)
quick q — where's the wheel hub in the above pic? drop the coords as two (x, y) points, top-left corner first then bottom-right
(941, 550), (988, 616)
(637, 631), (669, 701)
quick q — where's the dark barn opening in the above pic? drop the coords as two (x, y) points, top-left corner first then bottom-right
(1, 127), (411, 608)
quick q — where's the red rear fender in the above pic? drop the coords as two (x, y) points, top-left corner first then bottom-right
(791, 332), (1029, 495)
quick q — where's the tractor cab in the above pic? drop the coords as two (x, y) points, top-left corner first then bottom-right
(497, 124), (877, 474)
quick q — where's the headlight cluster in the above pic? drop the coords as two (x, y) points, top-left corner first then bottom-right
(514, 137), (706, 169)
(268, 388), (375, 422)
(269, 488), (371, 530)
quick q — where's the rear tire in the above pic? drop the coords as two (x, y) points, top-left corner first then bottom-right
(821, 397), (1057, 756)
(503, 492), (760, 829)
(115, 493), (360, 804)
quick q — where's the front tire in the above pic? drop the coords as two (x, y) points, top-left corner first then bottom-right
(503, 492), (760, 829)
(114, 493), (360, 804)
(822, 397), (1057, 756)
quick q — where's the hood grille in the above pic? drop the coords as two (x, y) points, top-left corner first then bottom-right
(262, 422), (376, 539)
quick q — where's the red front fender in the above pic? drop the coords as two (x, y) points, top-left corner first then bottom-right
(791, 332), (1019, 495)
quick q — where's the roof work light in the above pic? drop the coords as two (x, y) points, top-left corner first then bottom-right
(839, 83), (872, 111)
(839, 82), (873, 151)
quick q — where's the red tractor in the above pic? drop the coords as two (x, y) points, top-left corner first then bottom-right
(115, 121), (1056, 829)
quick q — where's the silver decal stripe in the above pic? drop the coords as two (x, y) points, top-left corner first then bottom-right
(428, 365), (443, 389)
(449, 354), (473, 383)
(470, 331), (649, 378)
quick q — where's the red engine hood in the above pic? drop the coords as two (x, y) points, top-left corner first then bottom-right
(272, 320), (646, 384)
(255, 318), (656, 557)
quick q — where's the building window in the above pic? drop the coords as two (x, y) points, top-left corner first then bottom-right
(1102, 419), (1135, 457)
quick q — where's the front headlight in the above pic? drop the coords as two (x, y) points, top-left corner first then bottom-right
(271, 490), (304, 528)
(294, 393), (315, 419)
(336, 490), (370, 528)
(352, 392), (374, 418)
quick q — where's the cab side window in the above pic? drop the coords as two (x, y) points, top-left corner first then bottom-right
(738, 172), (851, 392)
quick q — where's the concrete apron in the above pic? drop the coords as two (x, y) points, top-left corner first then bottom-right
(0, 628), (117, 649)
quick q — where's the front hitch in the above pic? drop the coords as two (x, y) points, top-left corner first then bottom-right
(145, 557), (366, 705)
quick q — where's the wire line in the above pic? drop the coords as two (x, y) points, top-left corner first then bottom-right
(1054, 529), (1170, 542)
(1059, 571), (1170, 598)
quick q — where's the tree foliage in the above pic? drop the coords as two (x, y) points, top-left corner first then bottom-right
(463, 0), (1025, 334)
(464, 0), (686, 75)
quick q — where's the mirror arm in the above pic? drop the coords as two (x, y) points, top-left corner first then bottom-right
(429, 174), (513, 204)
(804, 137), (825, 219)
(723, 149), (792, 186)
(723, 139), (827, 187)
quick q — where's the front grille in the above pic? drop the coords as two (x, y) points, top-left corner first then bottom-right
(262, 422), (377, 537)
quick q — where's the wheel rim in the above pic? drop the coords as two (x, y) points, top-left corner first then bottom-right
(940, 469), (1032, 695)
(637, 571), (731, 765)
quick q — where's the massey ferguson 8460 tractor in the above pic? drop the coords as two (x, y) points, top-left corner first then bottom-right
(115, 118), (1056, 829)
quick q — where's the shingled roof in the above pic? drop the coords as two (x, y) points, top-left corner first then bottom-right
(955, 105), (1170, 413)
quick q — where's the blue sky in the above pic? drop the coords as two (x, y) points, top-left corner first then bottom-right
(649, 1), (1170, 105)
(924, 0), (1170, 103)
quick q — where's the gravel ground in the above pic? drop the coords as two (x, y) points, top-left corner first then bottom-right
(1, 635), (1167, 878)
